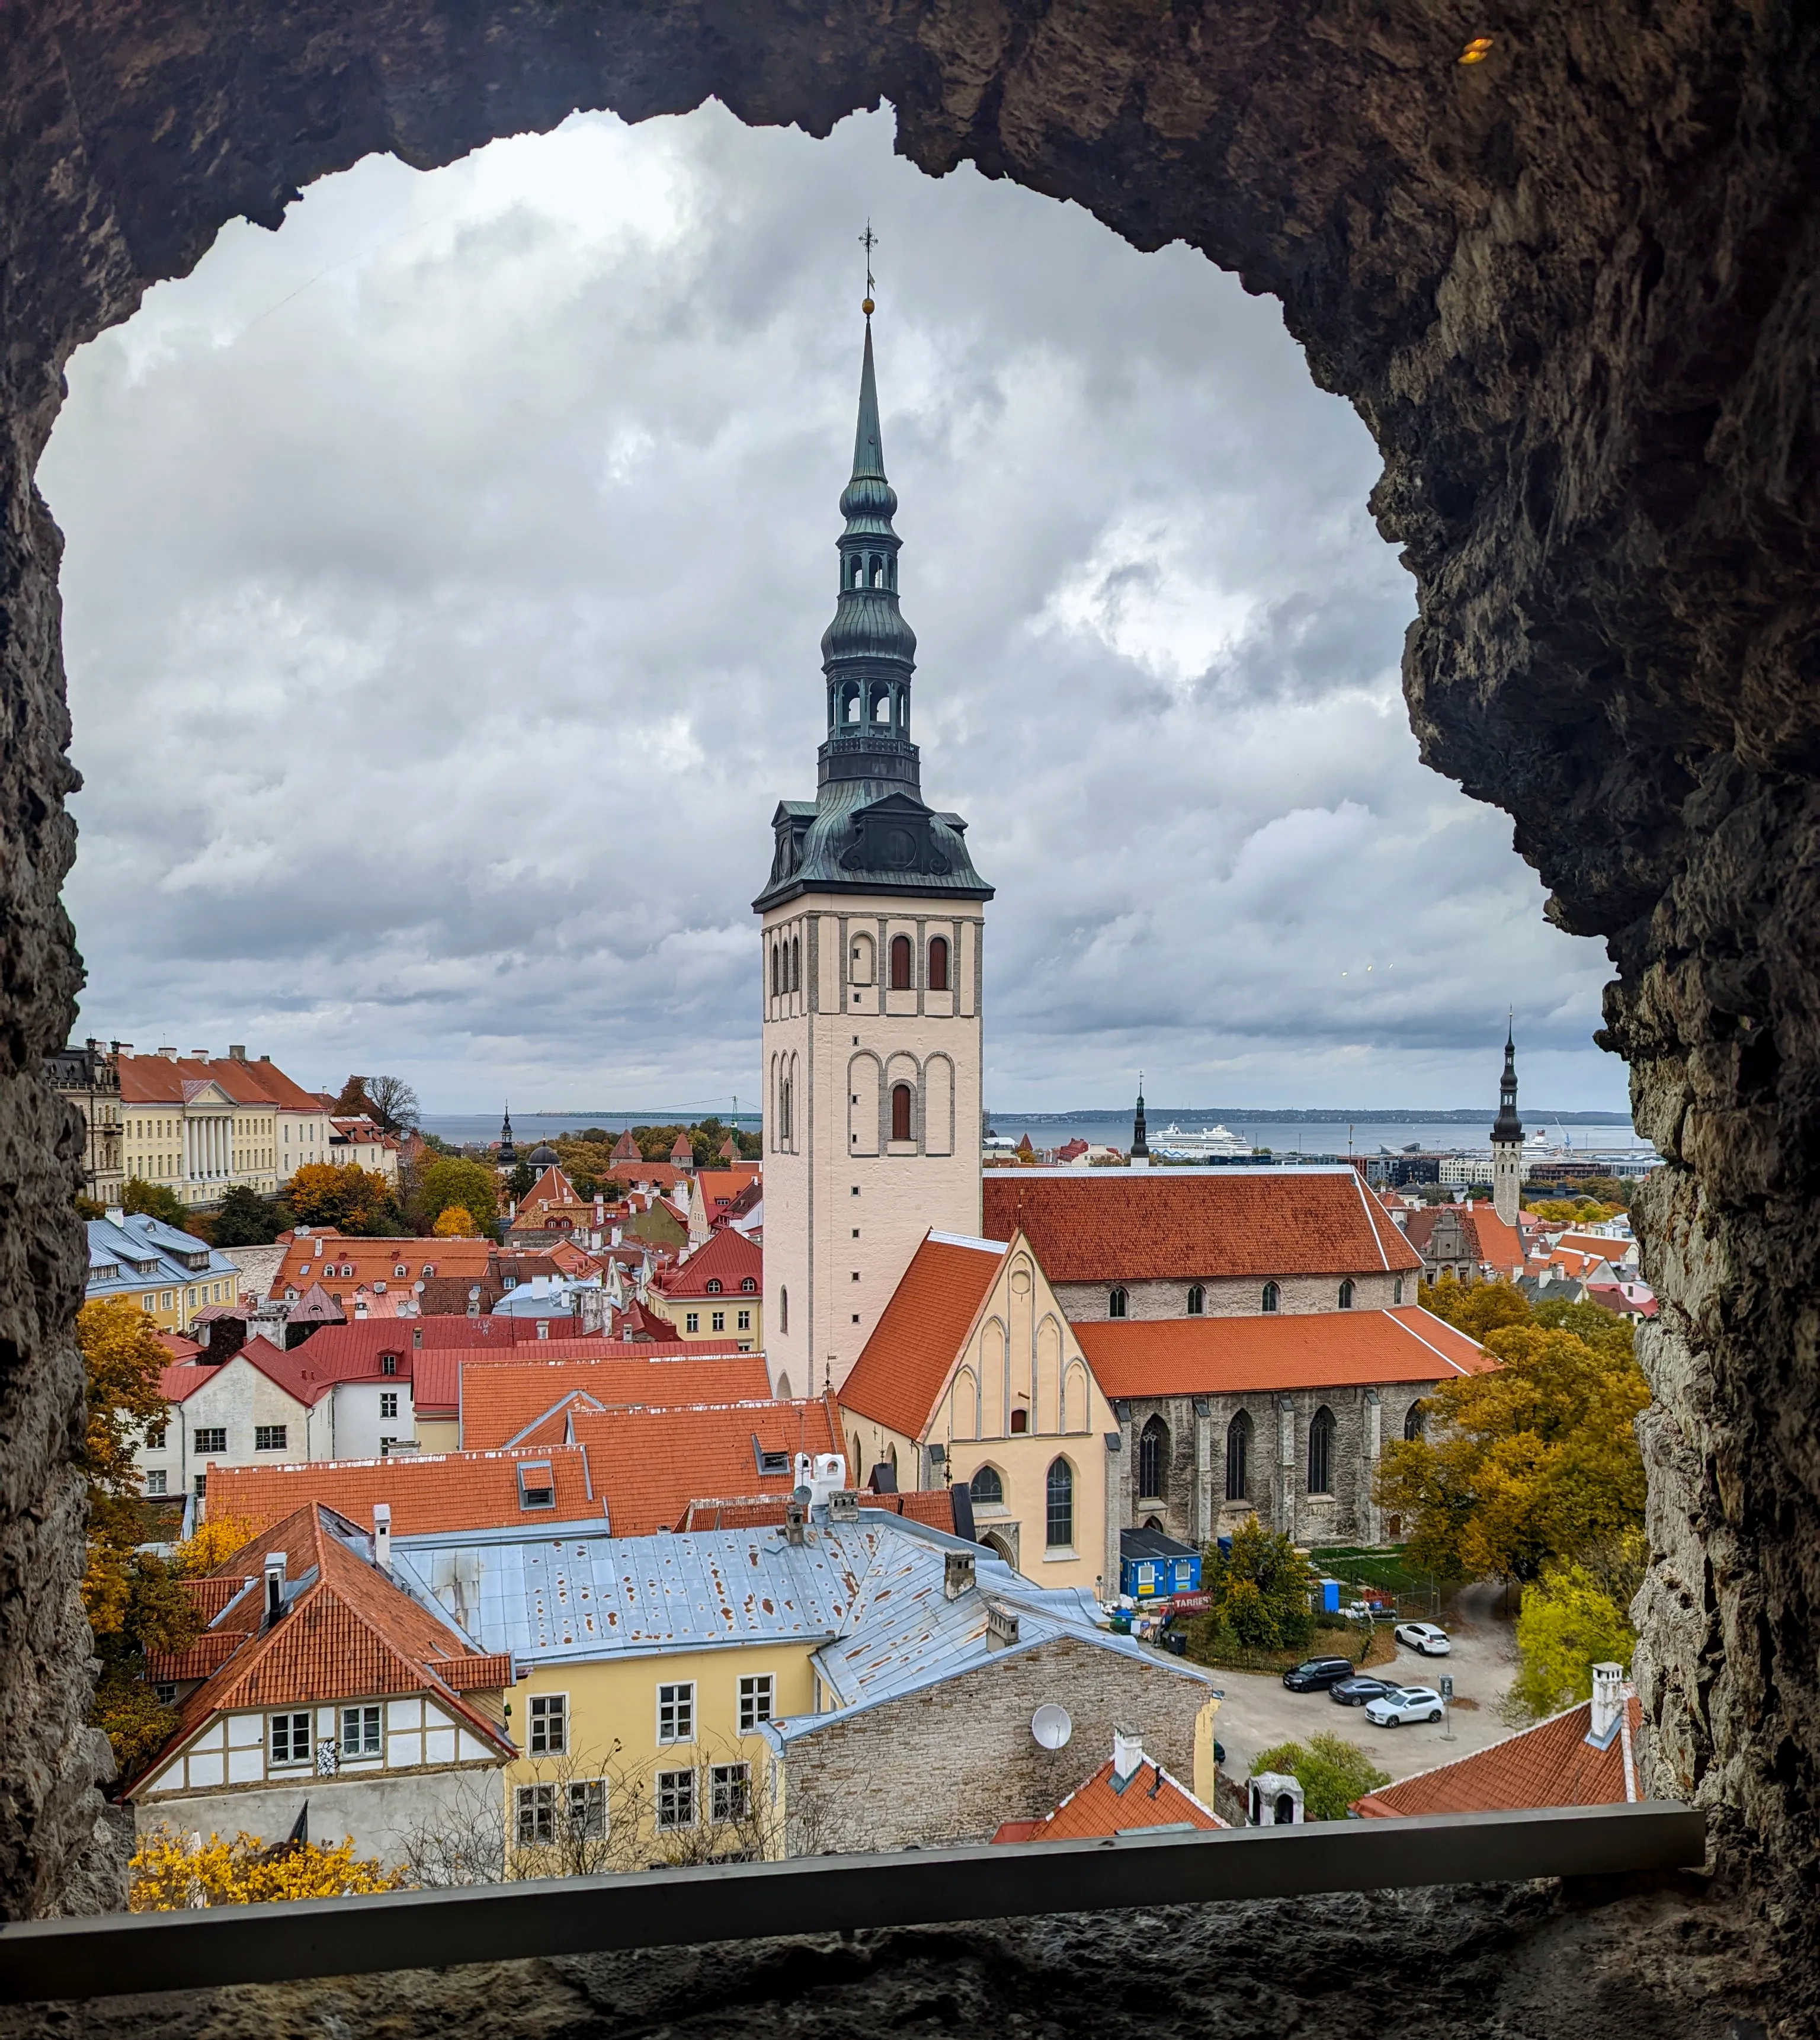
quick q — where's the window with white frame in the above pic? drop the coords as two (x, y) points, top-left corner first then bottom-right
(658, 1680), (695, 1744)
(341, 1705), (382, 1757)
(515, 1782), (556, 1847)
(194, 1426), (226, 1454)
(685, 1311), (700, 1333)
(711, 1309), (725, 1331)
(656, 1767), (696, 1829)
(566, 1779), (607, 1839)
(710, 1762), (750, 1823)
(254, 1424), (287, 1451)
(738, 1674), (774, 1733)
(528, 1692), (568, 1754)
(144, 1470), (167, 1495)
(270, 1711), (312, 1766)
(379, 1391), (398, 1419)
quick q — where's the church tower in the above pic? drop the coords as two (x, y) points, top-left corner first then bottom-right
(754, 307), (992, 1398)
(1491, 1024), (1524, 1226)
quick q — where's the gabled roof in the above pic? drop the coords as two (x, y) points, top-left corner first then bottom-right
(1402, 1203), (1525, 1274)
(839, 1231), (1010, 1437)
(204, 1447), (605, 1536)
(655, 1225), (763, 1300)
(458, 1352), (773, 1450)
(1075, 1305), (1492, 1398)
(127, 1502), (515, 1796)
(269, 1232), (493, 1300)
(981, 1167), (1421, 1282)
(994, 1753), (1222, 1843)
(512, 1163), (579, 1213)
(118, 1051), (323, 1113)
(1353, 1692), (1642, 1817)
(692, 1167), (761, 1215)
(563, 1394), (845, 1536)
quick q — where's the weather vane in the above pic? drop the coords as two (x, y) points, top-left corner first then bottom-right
(860, 220), (877, 316)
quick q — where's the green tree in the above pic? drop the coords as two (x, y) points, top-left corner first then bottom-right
(421, 1156), (499, 1234)
(1376, 1317), (1648, 1589)
(1192, 1519), (1315, 1654)
(78, 1299), (201, 1775)
(1249, 1734), (1390, 1820)
(122, 1177), (189, 1228)
(507, 1160), (536, 1202)
(211, 1184), (283, 1247)
(1510, 1561), (1636, 1719)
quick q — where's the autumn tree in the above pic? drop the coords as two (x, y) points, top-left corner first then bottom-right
(363, 1074), (420, 1137)
(332, 1074), (373, 1117)
(284, 1161), (401, 1235)
(420, 1157), (498, 1235)
(1508, 1561), (1639, 1719)
(1251, 1734), (1389, 1820)
(1419, 1275), (1533, 1342)
(79, 1299), (201, 1773)
(122, 1177), (188, 1228)
(129, 1825), (399, 1909)
(1376, 1315), (1648, 1590)
(433, 1205), (477, 1237)
(1188, 1519), (1315, 1655)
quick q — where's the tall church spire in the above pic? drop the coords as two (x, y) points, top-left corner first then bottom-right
(1490, 1020), (1524, 1226)
(1491, 1018), (1523, 1144)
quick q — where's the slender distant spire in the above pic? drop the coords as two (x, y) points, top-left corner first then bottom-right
(1491, 1024), (1523, 1144)
(851, 320), (886, 482)
(1132, 1076), (1150, 1161)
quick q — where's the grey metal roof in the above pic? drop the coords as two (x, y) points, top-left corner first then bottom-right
(84, 1214), (239, 1300)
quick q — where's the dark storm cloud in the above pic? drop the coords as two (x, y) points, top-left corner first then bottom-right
(39, 105), (1622, 1111)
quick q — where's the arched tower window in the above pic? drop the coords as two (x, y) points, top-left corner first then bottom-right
(970, 1463), (1004, 1505)
(1045, 1459), (1074, 1549)
(868, 553), (883, 587)
(1393, 1276), (1405, 1306)
(1010, 1407), (1028, 1434)
(843, 681), (861, 723)
(1404, 1402), (1426, 1442)
(1108, 1286), (1128, 1319)
(771, 945), (780, 997)
(1225, 1411), (1252, 1501)
(890, 1083), (913, 1144)
(1308, 1406), (1335, 1494)
(848, 555), (863, 588)
(1262, 1281), (1280, 1313)
(1338, 1278), (1355, 1309)
(779, 1289), (789, 1336)
(928, 936), (950, 992)
(889, 935), (912, 989)
(872, 683), (891, 724)
(1138, 1417), (1169, 1500)
(1187, 1283), (1205, 1315)
(790, 936), (801, 992)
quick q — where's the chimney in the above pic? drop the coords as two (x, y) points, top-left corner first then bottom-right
(412, 1325), (423, 1350)
(372, 1503), (392, 1574)
(783, 1497), (809, 1546)
(1112, 1728), (1145, 1783)
(1589, 1661), (1626, 1744)
(264, 1551), (288, 1623)
(104, 1205), (125, 1227)
(944, 1550), (976, 1600)
(229, 1045), (246, 1061)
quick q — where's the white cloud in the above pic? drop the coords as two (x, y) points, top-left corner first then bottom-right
(39, 103), (1624, 1112)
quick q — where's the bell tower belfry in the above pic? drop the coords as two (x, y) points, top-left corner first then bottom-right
(754, 301), (992, 1398)
(1491, 1022), (1524, 1227)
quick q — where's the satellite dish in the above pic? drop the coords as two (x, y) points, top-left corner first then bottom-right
(1030, 1704), (1073, 1750)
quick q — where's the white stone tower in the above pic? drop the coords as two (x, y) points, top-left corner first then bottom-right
(754, 309), (992, 1399)
(1491, 1021), (1524, 1227)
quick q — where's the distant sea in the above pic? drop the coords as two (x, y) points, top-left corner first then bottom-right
(420, 1107), (1648, 1157)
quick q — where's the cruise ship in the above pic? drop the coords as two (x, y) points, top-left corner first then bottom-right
(1152, 1122), (1255, 1160)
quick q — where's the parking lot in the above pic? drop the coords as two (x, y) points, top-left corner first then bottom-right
(1210, 1588), (1520, 1788)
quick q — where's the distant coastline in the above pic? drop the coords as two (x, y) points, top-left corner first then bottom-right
(992, 1106), (1636, 1126)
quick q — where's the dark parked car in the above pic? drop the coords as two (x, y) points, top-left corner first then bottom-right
(1330, 1674), (1396, 1706)
(1282, 1655), (1357, 1693)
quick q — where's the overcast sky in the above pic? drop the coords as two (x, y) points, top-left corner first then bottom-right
(39, 104), (1627, 1116)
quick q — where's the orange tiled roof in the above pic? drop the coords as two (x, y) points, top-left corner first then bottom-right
(994, 1755), (1222, 1843)
(205, 1446), (604, 1535)
(458, 1352), (773, 1449)
(269, 1232), (492, 1300)
(654, 1225), (762, 1300)
(1402, 1203), (1526, 1274)
(838, 1232), (1010, 1438)
(1353, 1694), (1642, 1817)
(1075, 1305), (1492, 1398)
(693, 1167), (760, 1212)
(127, 1503), (514, 1795)
(118, 1051), (323, 1113)
(981, 1170), (1421, 1282)
(565, 1394), (844, 1536)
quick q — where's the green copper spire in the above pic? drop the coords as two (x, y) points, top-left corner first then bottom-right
(820, 312), (918, 787)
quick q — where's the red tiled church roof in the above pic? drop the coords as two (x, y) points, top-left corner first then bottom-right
(838, 1232), (1009, 1438)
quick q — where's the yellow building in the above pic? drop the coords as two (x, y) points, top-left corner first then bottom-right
(645, 1224), (764, 1353)
(84, 1210), (242, 1334)
(838, 1229), (1120, 1596)
(120, 1046), (330, 1208)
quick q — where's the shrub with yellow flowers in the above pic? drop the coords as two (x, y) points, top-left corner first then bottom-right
(129, 1824), (401, 1909)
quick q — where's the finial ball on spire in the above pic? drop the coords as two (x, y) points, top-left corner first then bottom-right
(862, 297), (874, 315)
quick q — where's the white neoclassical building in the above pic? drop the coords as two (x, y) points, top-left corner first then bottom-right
(755, 315), (992, 1398)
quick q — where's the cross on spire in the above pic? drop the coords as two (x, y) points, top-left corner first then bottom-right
(860, 220), (877, 313)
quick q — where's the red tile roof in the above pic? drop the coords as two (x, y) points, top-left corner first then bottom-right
(269, 1232), (492, 1301)
(565, 1394), (844, 1536)
(981, 1170), (1421, 1282)
(993, 1754), (1222, 1843)
(127, 1502), (514, 1795)
(839, 1232), (1010, 1437)
(118, 1052), (323, 1113)
(654, 1226), (762, 1301)
(1075, 1305), (1492, 1398)
(206, 1446), (605, 1536)
(458, 1352), (773, 1450)
(1401, 1203), (1526, 1276)
(1353, 1693), (1642, 1817)
(693, 1167), (761, 1215)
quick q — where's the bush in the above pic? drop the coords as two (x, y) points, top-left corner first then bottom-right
(1509, 1561), (1636, 1719)
(122, 1177), (189, 1228)
(1193, 1519), (1314, 1656)
(1249, 1734), (1390, 1820)
(130, 1825), (399, 1908)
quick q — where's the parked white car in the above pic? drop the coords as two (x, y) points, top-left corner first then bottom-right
(1395, 1621), (1452, 1655)
(1365, 1684), (1446, 1727)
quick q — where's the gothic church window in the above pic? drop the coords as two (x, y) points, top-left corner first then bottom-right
(1108, 1286), (1128, 1319)
(790, 937), (801, 992)
(1405, 1402), (1425, 1442)
(1225, 1411), (1251, 1501)
(928, 935), (949, 992)
(1187, 1283), (1205, 1315)
(1262, 1281), (1280, 1313)
(1139, 1417), (1168, 1499)
(1045, 1459), (1074, 1549)
(1308, 1407), (1335, 1494)
(890, 1083), (912, 1144)
(890, 936), (912, 989)
(970, 1464), (1004, 1506)
(1339, 1278), (1355, 1309)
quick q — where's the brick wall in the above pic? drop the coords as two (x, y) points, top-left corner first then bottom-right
(778, 1634), (1215, 1855)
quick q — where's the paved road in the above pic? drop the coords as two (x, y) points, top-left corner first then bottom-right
(1210, 1593), (1519, 1789)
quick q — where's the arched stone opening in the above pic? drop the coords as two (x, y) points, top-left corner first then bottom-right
(0, 4), (1814, 2022)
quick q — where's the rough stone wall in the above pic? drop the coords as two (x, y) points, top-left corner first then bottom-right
(1055, 1271), (1403, 1319)
(778, 1634), (1211, 1856)
(0, 0), (1814, 2014)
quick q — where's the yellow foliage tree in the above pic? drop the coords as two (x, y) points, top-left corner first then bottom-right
(129, 1824), (400, 1909)
(1419, 1275), (1533, 1342)
(285, 1161), (399, 1235)
(1376, 1322), (1649, 1588)
(174, 1514), (265, 1576)
(432, 1203), (476, 1237)
(1510, 1561), (1638, 1718)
